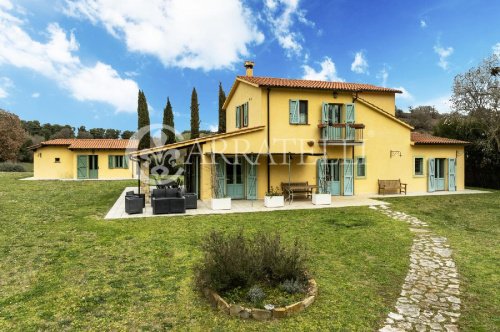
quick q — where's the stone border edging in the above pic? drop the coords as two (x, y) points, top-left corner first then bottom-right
(203, 279), (318, 320)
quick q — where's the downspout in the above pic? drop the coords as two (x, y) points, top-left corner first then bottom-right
(267, 87), (271, 192)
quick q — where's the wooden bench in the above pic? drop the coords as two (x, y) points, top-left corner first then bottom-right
(378, 179), (407, 195)
(281, 182), (314, 203)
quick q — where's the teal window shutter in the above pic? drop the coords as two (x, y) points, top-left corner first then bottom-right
(345, 103), (355, 140)
(243, 102), (248, 127)
(343, 159), (354, 196)
(289, 100), (299, 124)
(448, 158), (456, 191)
(428, 158), (435, 192)
(316, 158), (329, 194)
(345, 103), (355, 123)
(321, 103), (328, 124)
(236, 106), (241, 128)
(108, 155), (114, 169)
(124, 155), (129, 169)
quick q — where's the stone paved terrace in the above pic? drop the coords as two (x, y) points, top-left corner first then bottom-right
(104, 188), (488, 220)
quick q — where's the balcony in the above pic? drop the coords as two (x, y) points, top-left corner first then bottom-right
(318, 123), (365, 145)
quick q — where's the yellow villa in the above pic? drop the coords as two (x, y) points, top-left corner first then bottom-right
(30, 139), (138, 180)
(133, 62), (469, 202)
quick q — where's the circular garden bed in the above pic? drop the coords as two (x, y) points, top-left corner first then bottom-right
(195, 230), (316, 320)
(203, 278), (317, 320)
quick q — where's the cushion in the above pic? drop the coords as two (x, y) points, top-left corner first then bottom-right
(152, 189), (167, 198)
(165, 188), (179, 198)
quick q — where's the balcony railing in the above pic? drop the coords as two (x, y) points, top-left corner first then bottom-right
(318, 123), (365, 145)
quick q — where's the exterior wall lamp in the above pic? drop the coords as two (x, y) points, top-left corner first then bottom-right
(333, 90), (338, 99)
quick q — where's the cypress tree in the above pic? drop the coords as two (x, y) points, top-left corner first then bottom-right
(162, 97), (175, 144)
(218, 82), (226, 133)
(190, 87), (200, 139)
(137, 90), (151, 150)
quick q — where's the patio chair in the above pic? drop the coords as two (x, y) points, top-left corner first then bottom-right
(126, 191), (145, 207)
(125, 195), (143, 214)
(184, 193), (198, 209)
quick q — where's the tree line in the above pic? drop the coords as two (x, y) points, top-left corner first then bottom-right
(1, 81), (227, 163)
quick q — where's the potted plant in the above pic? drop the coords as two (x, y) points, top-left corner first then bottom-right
(210, 156), (231, 210)
(264, 186), (285, 208)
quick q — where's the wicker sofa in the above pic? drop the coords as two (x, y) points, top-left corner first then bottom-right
(151, 188), (186, 214)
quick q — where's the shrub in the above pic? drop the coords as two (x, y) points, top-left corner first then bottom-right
(0, 163), (26, 172)
(279, 279), (305, 294)
(247, 285), (265, 304)
(195, 230), (308, 292)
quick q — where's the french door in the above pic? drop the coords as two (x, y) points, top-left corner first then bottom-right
(226, 156), (244, 199)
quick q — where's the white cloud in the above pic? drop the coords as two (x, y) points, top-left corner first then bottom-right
(65, 0), (264, 70)
(420, 94), (452, 113)
(351, 51), (368, 74)
(302, 57), (343, 81)
(420, 19), (427, 28)
(0, 77), (13, 98)
(31, 92), (40, 98)
(263, 0), (312, 57)
(208, 124), (218, 132)
(68, 62), (138, 112)
(434, 43), (454, 70)
(493, 42), (500, 56)
(394, 86), (413, 101)
(377, 66), (389, 87)
(0, 6), (139, 112)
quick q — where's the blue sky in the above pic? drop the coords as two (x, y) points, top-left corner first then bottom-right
(1, 0), (499, 133)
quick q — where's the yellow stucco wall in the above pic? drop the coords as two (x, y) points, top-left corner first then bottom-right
(33, 146), (75, 179)
(197, 81), (466, 199)
(33, 146), (137, 180)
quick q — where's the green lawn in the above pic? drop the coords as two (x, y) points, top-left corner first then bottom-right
(383, 191), (500, 332)
(0, 172), (412, 331)
(1, 173), (497, 331)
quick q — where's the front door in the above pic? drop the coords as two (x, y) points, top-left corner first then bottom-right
(88, 155), (99, 179)
(77, 155), (88, 179)
(435, 158), (445, 191)
(327, 159), (341, 195)
(226, 156), (244, 199)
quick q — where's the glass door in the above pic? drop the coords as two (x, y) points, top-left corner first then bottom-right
(327, 159), (341, 195)
(435, 158), (445, 191)
(88, 155), (99, 179)
(226, 156), (244, 199)
(328, 104), (342, 140)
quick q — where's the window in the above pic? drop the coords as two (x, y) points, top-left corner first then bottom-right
(356, 157), (366, 177)
(109, 155), (128, 169)
(54, 157), (60, 163)
(289, 100), (308, 124)
(235, 102), (248, 128)
(414, 157), (424, 176)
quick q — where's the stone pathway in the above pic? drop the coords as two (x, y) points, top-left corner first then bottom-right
(370, 204), (461, 332)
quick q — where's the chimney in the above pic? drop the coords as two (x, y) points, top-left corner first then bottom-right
(244, 61), (254, 77)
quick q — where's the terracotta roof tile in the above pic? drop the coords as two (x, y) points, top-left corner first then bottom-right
(411, 132), (469, 145)
(238, 76), (402, 93)
(35, 139), (138, 150)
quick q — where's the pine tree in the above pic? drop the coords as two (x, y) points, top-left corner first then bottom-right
(190, 87), (200, 139)
(162, 97), (175, 144)
(137, 90), (151, 150)
(218, 82), (226, 133)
